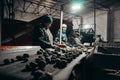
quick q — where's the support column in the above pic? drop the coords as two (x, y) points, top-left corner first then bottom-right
(93, 0), (96, 35)
(0, 0), (3, 45)
(107, 9), (111, 41)
(59, 5), (63, 44)
(79, 16), (83, 34)
(6, 0), (15, 19)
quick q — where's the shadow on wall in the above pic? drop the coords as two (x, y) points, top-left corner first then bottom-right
(2, 18), (73, 45)
(1, 18), (59, 45)
(1, 19), (32, 45)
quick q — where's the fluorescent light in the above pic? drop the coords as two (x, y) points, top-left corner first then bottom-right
(72, 4), (81, 10)
(70, 2), (83, 13)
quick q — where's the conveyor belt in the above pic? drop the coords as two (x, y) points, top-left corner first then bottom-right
(0, 46), (87, 80)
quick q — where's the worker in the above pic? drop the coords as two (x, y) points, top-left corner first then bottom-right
(32, 14), (54, 49)
(55, 24), (68, 44)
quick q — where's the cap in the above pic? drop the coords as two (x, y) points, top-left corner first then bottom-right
(62, 24), (67, 28)
(40, 14), (53, 23)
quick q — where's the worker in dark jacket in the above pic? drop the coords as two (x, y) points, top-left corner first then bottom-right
(32, 14), (54, 49)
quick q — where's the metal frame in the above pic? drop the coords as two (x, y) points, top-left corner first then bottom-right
(3, 0), (117, 20)
(3, 0), (15, 19)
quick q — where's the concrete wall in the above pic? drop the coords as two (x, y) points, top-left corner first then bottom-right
(72, 17), (81, 29)
(82, 11), (108, 41)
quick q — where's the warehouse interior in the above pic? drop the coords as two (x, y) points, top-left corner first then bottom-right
(1, 0), (120, 45)
(0, 0), (120, 80)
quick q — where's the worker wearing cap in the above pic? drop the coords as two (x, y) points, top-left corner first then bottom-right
(32, 14), (54, 49)
(62, 24), (68, 42)
(55, 24), (68, 44)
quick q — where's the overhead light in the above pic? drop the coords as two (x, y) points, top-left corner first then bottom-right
(70, 1), (83, 13)
(72, 4), (81, 10)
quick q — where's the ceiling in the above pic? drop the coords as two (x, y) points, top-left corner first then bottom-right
(3, 0), (120, 20)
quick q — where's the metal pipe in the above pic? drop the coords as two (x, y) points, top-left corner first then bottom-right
(60, 10), (63, 44)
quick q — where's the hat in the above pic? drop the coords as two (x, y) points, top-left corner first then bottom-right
(40, 14), (53, 23)
(62, 24), (67, 28)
